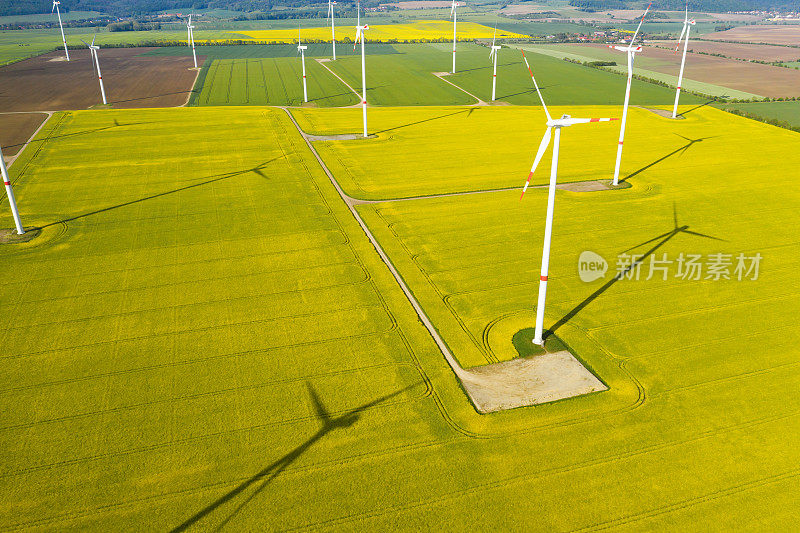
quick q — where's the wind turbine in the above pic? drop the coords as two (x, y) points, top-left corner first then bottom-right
(519, 51), (618, 346)
(672, 0), (696, 119)
(298, 26), (308, 103)
(354, 7), (370, 137)
(609, 2), (651, 186)
(82, 36), (107, 105)
(450, 0), (458, 73)
(327, 0), (337, 60)
(52, 1), (69, 61)
(489, 23), (501, 101)
(187, 14), (197, 69)
(1, 145), (25, 235)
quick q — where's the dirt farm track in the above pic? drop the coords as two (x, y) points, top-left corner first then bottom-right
(0, 112), (47, 157)
(0, 48), (203, 112)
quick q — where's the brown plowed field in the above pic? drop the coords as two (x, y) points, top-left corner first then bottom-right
(0, 48), (203, 112)
(650, 40), (800, 62)
(703, 25), (800, 46)
(592, 43), (800, 97)
(1, 112), (48, 157)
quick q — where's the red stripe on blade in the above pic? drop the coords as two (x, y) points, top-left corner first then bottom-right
(540, 275), (548, 281)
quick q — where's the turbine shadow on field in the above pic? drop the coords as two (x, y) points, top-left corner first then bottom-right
(109, 91), (192, 105)
(372, 108), (477, 135)
(169, 382), (416, 533)
(38, 157), (283, 229)
(2, 120), (153, 151)
(620, 133), (716, 183)
(497, 88), (537, 100)
(543, 204), (725, 341)
(677, 100), (716, 118)
(452, 60), (521, 74)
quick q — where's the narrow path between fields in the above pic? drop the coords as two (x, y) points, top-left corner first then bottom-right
(431, 72), (486, 106)
(282, 106), (466, 375)
(315, 59), (364, 108)
(284, 107), (610, 413)
(2, 111), (53, 168)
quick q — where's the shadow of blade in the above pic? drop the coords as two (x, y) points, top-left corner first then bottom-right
(372, 108), (474, 135)
(39, 156), (286, 229)
(543, 228), (680, 340)
(109, 91), (191, 105)
(620, 134), (713, 183)
(1, 121), (155, 151)
(677, 99), (715, 118)
(169, 382), (418, 533)
(545, 207), (725, 340)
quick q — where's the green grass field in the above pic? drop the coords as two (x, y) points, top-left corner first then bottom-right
(717, 100), (800, 129)
(2, 103), (800, 530)
(141, 43), (402, 59)
(452, 45), (701, 105)
(192, 57), (358, 107)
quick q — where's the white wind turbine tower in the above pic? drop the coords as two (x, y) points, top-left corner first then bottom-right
(354, 7), (370, 137)
(672, 0), (695, 119)
(450, 0), (458, 73)
(52, 1), (69, 61)
(519, 51), (618, 346)
(489, 23), (501, 101)
(187, 14), (197, 69)
(327, 0), (337, 60)
(609, 2), (651, 186)
(82, 36), (107, 105)
(1, 145), (25, 235)
(298, 27), (308, 103)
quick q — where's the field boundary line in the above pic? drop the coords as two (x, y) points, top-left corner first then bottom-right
(431, 72), (486, 105)
(4, 111), (53, 169)
(314, 59), (363, 104)
(282, 107), (468, 381)
(181, 64), (203, 107)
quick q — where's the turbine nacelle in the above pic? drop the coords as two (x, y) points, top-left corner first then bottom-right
(547, 115), (619, 128)
(609, 44), (642, 53)
(298, 44), (307, 51)
(355, 24), (369, 42)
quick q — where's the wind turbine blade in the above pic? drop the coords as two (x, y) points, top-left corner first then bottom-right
(675, 24), (687, 51)
(520, 127), (552, 199)
(52, 3), (56, 13)
(91, 34), (96, 46)
(521, 50), (551, 122)
(491, 22), (497, 47)
(630, 2), (652, 47)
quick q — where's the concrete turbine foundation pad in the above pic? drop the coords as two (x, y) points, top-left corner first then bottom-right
(458, 350), (607, 413)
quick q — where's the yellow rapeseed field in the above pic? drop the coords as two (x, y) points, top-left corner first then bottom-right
(223, 21), (525, 43)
